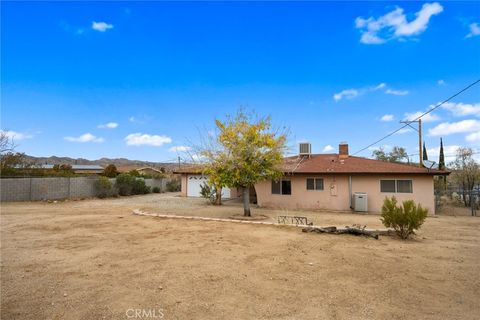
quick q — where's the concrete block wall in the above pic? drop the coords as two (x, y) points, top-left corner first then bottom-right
(144, 178), (167, 191)
(1, 177), (170, 202)
(69, 177), (98, 198)
(31, 178), (70, 201)
(1, 178), (31, 201)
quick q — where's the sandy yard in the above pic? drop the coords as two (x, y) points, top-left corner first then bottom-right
(1, 193), (479, 319)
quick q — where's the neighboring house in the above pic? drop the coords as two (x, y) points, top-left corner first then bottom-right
(136, 167), (165, 176)
(175, 143), (448, 214)
(37, 164), (104, 174)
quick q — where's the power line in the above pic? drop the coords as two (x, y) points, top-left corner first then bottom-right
(408, 150), (480, 157)
(352, 79), (480, 156)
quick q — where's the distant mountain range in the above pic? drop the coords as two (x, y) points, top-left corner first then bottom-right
(23, 155), (181, 172)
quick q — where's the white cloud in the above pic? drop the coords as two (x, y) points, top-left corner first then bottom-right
(169, 146), (191, 152)
(427, 145), (461, 163)
(333, 89), (358, 101)
(466, 22), (480, 38)
(373, 83), (386, 91)
(429, 119), (480, 136)
(404, 111), (439, 122)
(395, 128), (413, 135)
(125, 133), (172, 147)
(97, 122), (119, 129)
(381, 114), (394, 122)
(1, 130), (33, 141)
(64, 133), (104, 143)
(441, 102), (480, 117)
(355, 2), (443, 44)
(333, 83), (408, 101)
(91, 21), (114, 32)
(466, 131), (480, 142)
(385, 88), (409, 96)
(322, 145), (335, 152)
(437, 79), (445, 86)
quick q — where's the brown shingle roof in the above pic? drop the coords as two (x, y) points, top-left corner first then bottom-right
(173, 154), (449, 175)
(173, 165), (204, 174)
(282, 154), (449, 175)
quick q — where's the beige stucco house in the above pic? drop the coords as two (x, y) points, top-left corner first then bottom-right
(175, 143), (448, 215)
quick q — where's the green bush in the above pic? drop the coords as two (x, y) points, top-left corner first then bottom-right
(128, 169), (141, 177)
(381, 196), (428, 239)
(102, 164), (119, 178)
(152, 187), (161, 193)
(166, 178), (181, 192)
(95, 176), (113, 198)
(115, 173), (136, 196)
(115, 173), (150, 196)
(200, 182), (216, 204)
(132, 179), (150, 194)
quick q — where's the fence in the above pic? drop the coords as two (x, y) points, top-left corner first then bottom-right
(0, 177), (169, 202)
(435, 187), (479, 216)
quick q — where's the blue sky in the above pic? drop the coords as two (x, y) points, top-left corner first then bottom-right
(2, 1), (479, 163)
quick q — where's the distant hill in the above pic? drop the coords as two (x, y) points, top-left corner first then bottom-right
(23, 155), (181, 172)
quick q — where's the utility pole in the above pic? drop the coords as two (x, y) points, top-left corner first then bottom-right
(178, 156), (181, 169)
(400, 119), (423, 167)
(418, 119), (422, 167)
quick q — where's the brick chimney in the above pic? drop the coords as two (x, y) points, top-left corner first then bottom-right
(339, 143), (349, 159)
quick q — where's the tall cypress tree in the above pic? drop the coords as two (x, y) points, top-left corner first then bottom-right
(439, 138), (445, 170)
(423, 142), (428, 161)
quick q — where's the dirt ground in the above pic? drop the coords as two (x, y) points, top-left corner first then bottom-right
(1, 193), (479, 320)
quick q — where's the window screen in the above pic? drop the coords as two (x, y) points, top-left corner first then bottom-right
(281, 180), (292, 195)
(315, 179), (324, 191)
(306, 178), (315, 190)
(306, 178), (324, 190)
(380, 180), (396, 193)
(271, 180), (281, 194)
(397, 180), (413, 193)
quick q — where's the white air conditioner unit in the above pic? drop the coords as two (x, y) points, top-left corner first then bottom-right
(353, 192), (368, 213)
(299, 143), (311, 156)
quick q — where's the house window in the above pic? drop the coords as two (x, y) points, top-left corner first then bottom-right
(396, 180), (413, 193)
(380, 179), (413, 193)
(272, 179), (291, 195)
(306, 178), (324, 191)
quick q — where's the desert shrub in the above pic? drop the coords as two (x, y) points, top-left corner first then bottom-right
(103, 164), (119, 177)
(166, 178), (181, 192)
(128, 169), (141, 177)
(381, 196), (428, 239)
(116, 173), (150, 196)
(95, 176), (113, 198)
(152, 186), (161, 193)
(200, 182), (216, 204)
(132, 179), (150, 194)
(115, 173), (136, 196)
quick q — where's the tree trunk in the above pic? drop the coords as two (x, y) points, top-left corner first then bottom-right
(243, 187), (251, 216)
(215, 186), (222, 205)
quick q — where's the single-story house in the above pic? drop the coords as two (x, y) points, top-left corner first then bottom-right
(175, 143), (448, 214)
(36, 164), (104, 174)
(136, 167), (165, 176)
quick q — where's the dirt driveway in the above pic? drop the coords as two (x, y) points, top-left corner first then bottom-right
(1, 193), (479, 319)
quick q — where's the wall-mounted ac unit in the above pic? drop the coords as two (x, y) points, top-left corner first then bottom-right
(299, 143), (311, 156)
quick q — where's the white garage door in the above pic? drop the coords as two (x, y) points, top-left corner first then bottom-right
(187, 175), (231, 198)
